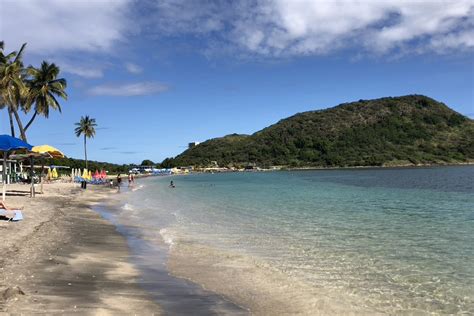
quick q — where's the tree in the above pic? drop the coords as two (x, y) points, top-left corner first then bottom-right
(24, 61), (67, 131)
(141, 159), (154, 166)
(0, 42), (28, 140)
(74, 116), (97, 170)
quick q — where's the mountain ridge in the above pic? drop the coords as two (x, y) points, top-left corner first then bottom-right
(162, 95), (474, 168)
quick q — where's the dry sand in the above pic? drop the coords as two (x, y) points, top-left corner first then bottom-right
(0, 182), (161, 315)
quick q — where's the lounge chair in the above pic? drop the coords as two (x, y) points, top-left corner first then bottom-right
(0, 209), (23, 221)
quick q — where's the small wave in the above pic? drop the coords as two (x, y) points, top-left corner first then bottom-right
(131, 184), (145, 192)
(122, 203), (135, 211)
(159, 228), (175, 249)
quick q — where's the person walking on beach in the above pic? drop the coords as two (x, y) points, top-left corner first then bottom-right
(128, 173), (132, 187)
(117, 174), (122, 191)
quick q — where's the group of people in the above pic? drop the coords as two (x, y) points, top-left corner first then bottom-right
(113, 173), (135, 191)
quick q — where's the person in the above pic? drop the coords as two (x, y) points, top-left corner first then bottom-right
(0, 201), (23, 221)
(117, 174), (122, 191)
(131, 173), (135, 184)
(109, 179), (114, 188)
(128, 173), (132, 187)
(169, 180), (175, 188)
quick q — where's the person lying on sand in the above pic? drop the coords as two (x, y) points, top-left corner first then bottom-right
(0, 201), (23, 221)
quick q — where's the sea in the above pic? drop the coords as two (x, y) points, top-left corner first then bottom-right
(102, 166), (474, 314)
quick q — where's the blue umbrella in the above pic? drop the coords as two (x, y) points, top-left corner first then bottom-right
(0, 135), (33, 201)
(0, 134), (32, 151)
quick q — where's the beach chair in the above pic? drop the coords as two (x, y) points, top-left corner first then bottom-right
(0, 209), (23, 222)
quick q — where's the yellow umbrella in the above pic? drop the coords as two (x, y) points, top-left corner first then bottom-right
(82, 169), (88, 179)
(52, 168), (58, 179)
(88, 170), (92, 180)
(32, 145), (65, 158)
(47, 168), (52, 180)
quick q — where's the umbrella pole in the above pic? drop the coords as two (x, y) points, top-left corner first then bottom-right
(30, 157), (35, 198)
(2, 152), (6, 201)
(40, 162), (44, 194)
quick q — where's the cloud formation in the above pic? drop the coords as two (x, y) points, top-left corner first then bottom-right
(144, 0), (474, 57)
(61, 62), (104, 78)
(87, 82), (169, 96)
(125, 63), (143, 74)
(2, 0), (472, 62)
(1, 0), (132, 54)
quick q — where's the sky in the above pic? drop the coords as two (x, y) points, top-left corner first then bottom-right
(0, 0), (473, 164)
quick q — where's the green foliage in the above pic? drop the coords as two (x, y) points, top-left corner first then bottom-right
(48, 157), (131, 174)
(164, 95), (474, 168)
(141, 159), (154, 166)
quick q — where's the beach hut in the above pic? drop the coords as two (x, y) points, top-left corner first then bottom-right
(0, 135), (33, 201)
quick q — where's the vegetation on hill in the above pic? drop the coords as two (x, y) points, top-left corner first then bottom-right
(47, 157), (131, 174)
(162, 95), (474, 168)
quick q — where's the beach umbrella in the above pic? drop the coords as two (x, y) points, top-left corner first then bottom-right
(0, 135), (33, 201)
(31, 145), (65, 159)
(101, 170), (106, 179)
(94, 170), (99, 179)
(52, 168), (58, 179)
(82, 168), (88, 179)
(47, 168), (52, 180)
(88, 170), (92, 180)
(32, 145), (66, 192)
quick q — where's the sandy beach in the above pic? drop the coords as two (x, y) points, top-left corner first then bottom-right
(0, 182), (161, 315)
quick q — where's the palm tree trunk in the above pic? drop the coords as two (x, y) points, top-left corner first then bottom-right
(24, 110), (38, 132)
(84, 135), (88, 170)
(7, 108), (15, 137)
(12, 107), (27, 141)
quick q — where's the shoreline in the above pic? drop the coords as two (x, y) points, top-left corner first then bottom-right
(0, 182), (161, 314)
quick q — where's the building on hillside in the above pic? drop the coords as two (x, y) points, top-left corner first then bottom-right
(188, 141), (200, 149)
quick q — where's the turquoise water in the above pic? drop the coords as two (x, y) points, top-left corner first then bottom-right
(120, 166), (473, 314)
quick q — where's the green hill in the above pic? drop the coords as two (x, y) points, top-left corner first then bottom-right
(162, 95), (474, 168)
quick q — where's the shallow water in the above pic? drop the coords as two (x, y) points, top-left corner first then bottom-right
(116, 166), (474, 314)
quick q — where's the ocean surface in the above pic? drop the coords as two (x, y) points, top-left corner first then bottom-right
(113, 166), (474, 314)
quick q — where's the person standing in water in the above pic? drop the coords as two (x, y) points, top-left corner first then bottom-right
(117, 174), (122, 191)
(128, 173), (132, 187)
(169, 180), (175, 188)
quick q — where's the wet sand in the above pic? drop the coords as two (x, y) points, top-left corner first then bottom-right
(0, 182), (161, 314)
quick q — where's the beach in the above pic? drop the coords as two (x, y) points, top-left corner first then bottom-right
(0, 182), (161, 314)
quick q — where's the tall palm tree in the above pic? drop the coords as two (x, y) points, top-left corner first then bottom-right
(74, 116), (97, 170)
(24, 61), (67, 132)
(0, 42), (28, 139)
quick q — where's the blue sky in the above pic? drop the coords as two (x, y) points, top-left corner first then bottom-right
(1, 0), (473, 164)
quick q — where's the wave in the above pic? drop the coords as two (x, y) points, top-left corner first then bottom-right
(159, 228), (176, 249)
(122, 203), (135, 211)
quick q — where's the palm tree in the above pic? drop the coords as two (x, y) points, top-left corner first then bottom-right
(74, 116), (97, 170)
(24, 61), (67, 132)
(74, 115), (97, 169)
(0, 42), (28, 140)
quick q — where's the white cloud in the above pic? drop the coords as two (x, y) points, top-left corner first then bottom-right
(61, 62), (104, 78)
(1, 0), (132, 54)
(125, 63), (143, 74)
(87, 82), (169, 96)
(143, 0), (474, 57)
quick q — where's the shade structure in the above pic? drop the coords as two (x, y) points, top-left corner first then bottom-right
(0, 135), (33, 201)
(94, 170), (100, 179)
(0, 135), (33, 152)
(32, 145), (65, 159)
(47, 168), (52, 180)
